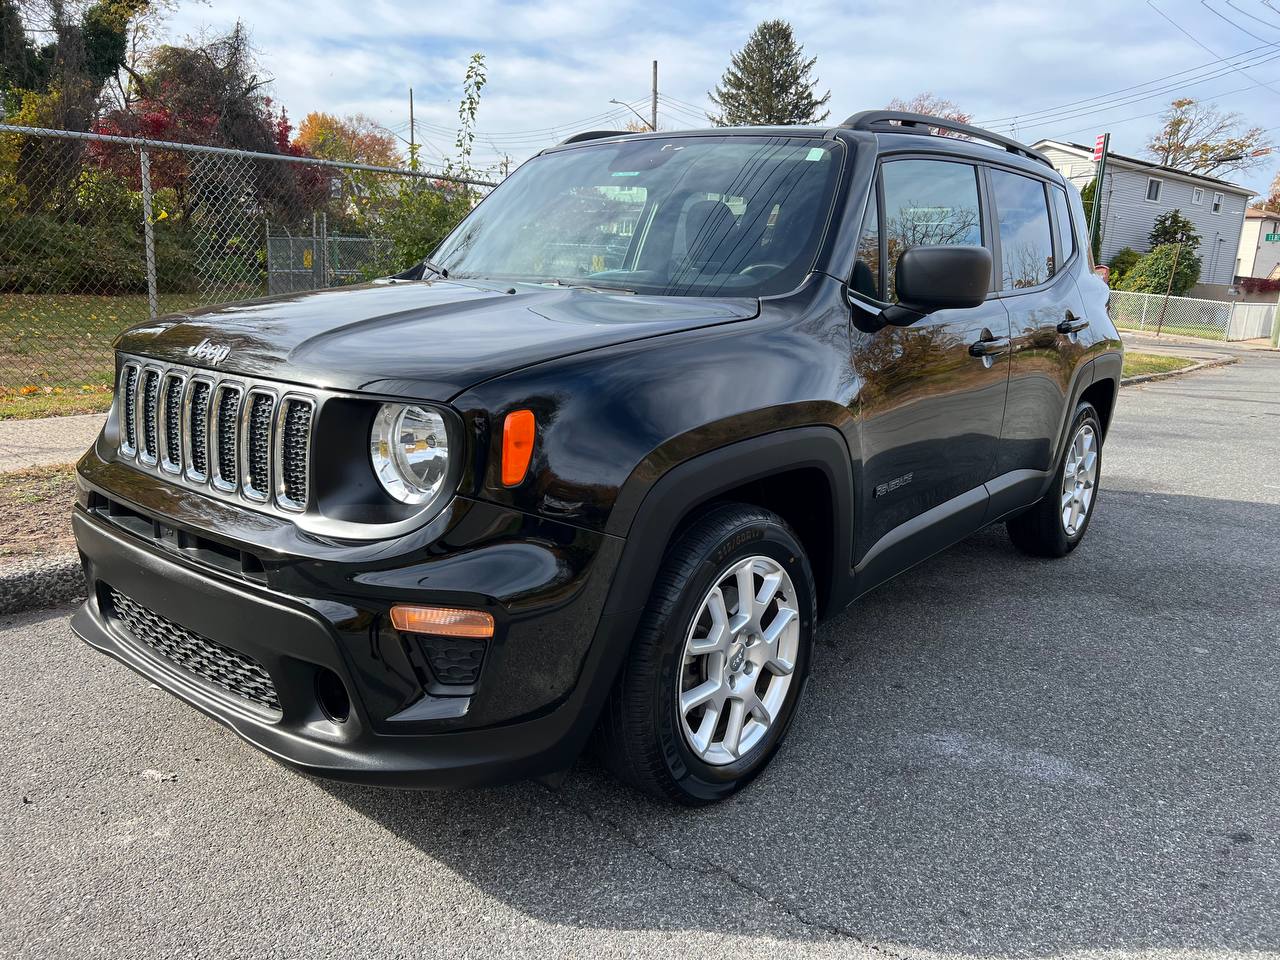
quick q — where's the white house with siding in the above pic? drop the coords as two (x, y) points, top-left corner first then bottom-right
(1031, 139), (1253, 291)
(1236, 208), (1280, 280)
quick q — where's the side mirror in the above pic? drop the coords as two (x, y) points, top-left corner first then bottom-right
(879, 245), (992, 328)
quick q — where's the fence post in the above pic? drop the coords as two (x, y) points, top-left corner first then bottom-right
(138, 150), (159, 323)
(1140, 296), (1148, 330)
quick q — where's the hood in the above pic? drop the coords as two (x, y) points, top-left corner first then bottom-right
(118, 279), (760, 400)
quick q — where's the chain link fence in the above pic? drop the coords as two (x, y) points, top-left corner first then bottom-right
(1, 124), (492, 415)
(1108, 289), (1280, 342)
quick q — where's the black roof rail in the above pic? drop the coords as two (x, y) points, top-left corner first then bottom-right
(841, 110), (1053, 169)
(557, 130), (632, 146)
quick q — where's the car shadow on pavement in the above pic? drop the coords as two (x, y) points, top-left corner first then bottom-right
(320, 489), (1280, 955)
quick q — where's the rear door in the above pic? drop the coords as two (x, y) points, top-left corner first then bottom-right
(988, 168), (1090, 497)
(849, 156), (1012, 578)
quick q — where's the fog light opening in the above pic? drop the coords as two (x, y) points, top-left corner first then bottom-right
(315, 668), (351, 723)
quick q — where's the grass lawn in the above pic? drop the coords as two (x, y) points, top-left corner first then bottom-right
(1, 292), (206, 385)
(0, 463), (77, 559)
(1122, 352), (1196, 378)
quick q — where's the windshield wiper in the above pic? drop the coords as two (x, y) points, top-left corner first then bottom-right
(422, 259), (450, 279)
(540, 277), (636, 294)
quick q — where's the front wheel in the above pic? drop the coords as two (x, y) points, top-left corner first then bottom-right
(1008, 401), (1103, 558)
(596, 504), (817, 805)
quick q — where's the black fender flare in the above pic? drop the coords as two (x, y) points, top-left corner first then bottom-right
(602, 425), (855, 619)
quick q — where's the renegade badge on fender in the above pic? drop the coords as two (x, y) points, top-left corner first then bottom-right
(72, 112), (1122, 805)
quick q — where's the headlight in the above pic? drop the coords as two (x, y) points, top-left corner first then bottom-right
(369, 404), (451, 505)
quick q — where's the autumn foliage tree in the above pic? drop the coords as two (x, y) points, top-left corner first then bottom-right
(885, 93), (971, 125)
(1146, 98), (1271, 177)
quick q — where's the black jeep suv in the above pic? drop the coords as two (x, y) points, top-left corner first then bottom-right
(71, 112), (1121, 804)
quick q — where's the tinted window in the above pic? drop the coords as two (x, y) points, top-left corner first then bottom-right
(1050, 186), (1076, 264)
(851, 192), (880, 300)
(990, 169), (1054, 289)
(880, 159), (983, 302)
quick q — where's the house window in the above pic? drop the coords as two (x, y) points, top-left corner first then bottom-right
(1145, 178), (1163, 202)
(1212, 192), (1224, 213)
(1192, 187), (1204, 205)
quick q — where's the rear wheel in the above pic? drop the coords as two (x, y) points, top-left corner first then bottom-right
(1008, 401), (1103, 558)
(597, 503), (817, 805)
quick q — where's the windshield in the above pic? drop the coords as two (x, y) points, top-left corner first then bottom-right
(433, 136), (844, 297)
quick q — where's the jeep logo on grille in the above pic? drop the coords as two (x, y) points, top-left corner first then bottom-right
(187, 338), (231, 366)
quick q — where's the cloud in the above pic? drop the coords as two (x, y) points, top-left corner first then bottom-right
(161, 0), (1280, 194)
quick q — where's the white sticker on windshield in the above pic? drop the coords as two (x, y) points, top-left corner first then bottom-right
(805, 147), (826, 161)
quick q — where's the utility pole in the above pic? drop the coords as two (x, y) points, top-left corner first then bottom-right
(651, 60), (658, 133)
(408, 87), (416, 164)
(1155, 240), (1183, 338)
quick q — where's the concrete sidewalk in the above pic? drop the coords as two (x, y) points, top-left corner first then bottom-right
(0, 412), (103, 473)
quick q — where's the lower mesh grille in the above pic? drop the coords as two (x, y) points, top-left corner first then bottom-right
(107, 586), (281, 713)
(419, 635), (486, 685)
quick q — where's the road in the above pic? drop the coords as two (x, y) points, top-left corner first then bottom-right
(2, 353), (1278, 959)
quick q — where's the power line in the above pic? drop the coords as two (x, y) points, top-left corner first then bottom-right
(982, 50), (1280, 133)
(978, 46), (1280, 131)
(1146, 0), (1280, 97)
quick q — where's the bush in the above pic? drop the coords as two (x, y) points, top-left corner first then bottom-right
(1117, 243), (1202, 297)
(1108, 247), (1141, 286)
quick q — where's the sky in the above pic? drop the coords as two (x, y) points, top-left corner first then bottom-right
(162, 0), (1280, 196)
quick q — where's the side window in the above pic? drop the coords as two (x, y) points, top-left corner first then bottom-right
(990, 169), (1054, 289)
(1050, 185), (1076, 265)
(851, 191), (880, 300)
(880, 159), (983, 302)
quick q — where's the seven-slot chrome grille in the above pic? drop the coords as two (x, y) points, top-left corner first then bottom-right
(116, 356), (316, 516)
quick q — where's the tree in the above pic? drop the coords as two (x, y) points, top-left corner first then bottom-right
(708, 20), (830, 126)
(1148, 209), (1199, 251)
(885, 92), (971, 126)
(1107, 247), (1141, 287)
(1117, 243), (1202, 297)
(294, 113), (399, 166)
(1145, 98), (1271, 177)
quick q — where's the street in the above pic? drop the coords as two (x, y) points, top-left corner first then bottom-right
(2, 352), (1278, 959)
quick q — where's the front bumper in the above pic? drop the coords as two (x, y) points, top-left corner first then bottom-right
(70, 469), (631, 788)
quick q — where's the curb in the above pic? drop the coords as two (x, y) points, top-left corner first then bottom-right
(0, 553), (84, 616)
(1120, 354), (1238, 387)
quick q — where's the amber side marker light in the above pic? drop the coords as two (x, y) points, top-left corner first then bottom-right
(390, 605), (495, 639)
(502, 409), (536, 486)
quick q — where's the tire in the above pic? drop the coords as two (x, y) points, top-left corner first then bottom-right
(596, 503), (817, 805)
(1007, 401), (1103, 558)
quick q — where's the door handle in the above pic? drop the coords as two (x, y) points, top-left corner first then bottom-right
(1058, 311), (1089, 334)
(969, 336), (1010, 358)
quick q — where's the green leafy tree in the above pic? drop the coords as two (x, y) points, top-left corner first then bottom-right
(708, 20), (830, 126)
(1117, 243), (1202, 297)
(1107, 247), (1141, 286)
(1148, 208), (1199, 251)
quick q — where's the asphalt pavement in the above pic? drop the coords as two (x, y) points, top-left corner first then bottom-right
(2, 354), (1278, 959)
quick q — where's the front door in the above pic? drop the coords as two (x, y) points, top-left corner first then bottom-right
(848, 157), (1012, 580)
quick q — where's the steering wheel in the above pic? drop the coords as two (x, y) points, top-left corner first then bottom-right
(738, 262), (787, 278)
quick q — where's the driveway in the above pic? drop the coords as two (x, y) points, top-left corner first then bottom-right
(2, 355), (1278, 959)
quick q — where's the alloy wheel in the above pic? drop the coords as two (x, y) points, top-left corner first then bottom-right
(1060, 422), (1098, 537)
(677, 555), (800, 766)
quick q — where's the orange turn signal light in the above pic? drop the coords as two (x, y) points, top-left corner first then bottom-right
(390, 605), (494, 639)
(501, 409), (536, 486)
